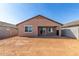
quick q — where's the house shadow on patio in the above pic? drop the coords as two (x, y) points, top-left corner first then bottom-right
(26, 35), (75, 40)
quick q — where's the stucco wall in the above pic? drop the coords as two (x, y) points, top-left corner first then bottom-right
(62, 26), (79, 39)
(17, 16), (62, 37)
(0, 26), (18, 39)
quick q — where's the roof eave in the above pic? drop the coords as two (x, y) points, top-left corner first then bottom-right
(16, 15), (63, 26)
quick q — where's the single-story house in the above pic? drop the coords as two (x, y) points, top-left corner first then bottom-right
(62, 20), (79, 39)
(0, 21), (18, 39)
(17, 15), (63, 37)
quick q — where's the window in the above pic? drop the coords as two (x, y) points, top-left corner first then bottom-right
(48, 27), (53, 33)
(25, 25), (32, 32)
(42, 28), (46, 32)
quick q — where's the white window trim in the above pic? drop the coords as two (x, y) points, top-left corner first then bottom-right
(24, 25), (33, 33)
(48, 28), (53, 33)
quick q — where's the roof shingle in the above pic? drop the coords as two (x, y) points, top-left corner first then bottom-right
(62, 20), (79, 27)
(0, 21), (17, 28)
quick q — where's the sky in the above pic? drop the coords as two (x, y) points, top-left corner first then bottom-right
(0, 3), (79, 24)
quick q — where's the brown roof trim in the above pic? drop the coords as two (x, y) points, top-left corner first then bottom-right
(62, 24), (79, 28)
(16, 15), (63, 26)
(0, 25), (17, 29)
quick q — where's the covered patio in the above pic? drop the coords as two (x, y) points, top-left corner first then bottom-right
(38, 26), (61, 37)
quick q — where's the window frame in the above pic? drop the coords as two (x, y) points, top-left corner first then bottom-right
(48, 27), (53, 33)
(24, 25), (33, 33)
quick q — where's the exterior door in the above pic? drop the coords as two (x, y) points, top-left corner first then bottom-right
(56, 30), (59, 36)
(38, 27), (46, 36)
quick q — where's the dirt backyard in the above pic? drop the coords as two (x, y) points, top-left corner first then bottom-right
(0, 36), (79, 56)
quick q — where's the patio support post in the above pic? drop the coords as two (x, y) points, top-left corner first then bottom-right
(59, 28), (61, 37)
